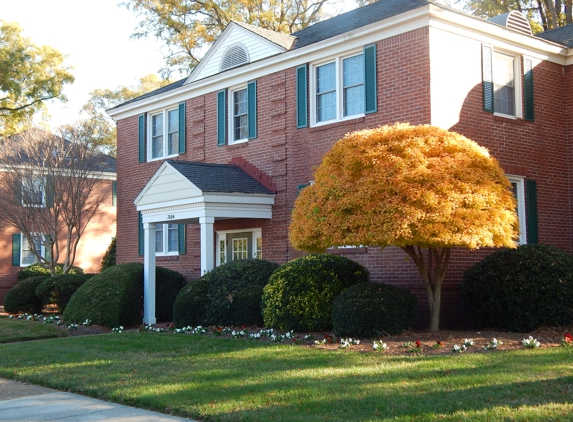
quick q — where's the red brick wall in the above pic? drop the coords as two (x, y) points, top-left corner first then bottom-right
(0, 180), (116, 305)
(115, 26), (572, 328)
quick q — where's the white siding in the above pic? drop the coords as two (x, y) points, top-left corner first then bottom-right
(136, 165), (202, 206)
(193, 25), (285, 81)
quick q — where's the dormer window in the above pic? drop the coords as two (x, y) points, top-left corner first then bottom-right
(220, 44), (249, 72)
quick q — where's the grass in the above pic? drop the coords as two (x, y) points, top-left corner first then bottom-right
(0, 329), (572, 421)
(0, 317), (67, 343)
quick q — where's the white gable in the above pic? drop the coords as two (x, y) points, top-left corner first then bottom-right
(187, 22), (289, 83)
(134, 162), (202, 207)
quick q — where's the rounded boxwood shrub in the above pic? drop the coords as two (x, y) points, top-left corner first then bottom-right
(64, 263), (186, 328)
(172, 259), (280, 328)
(173, 278), (210, 328)
(4, 276), (49, 314)
(35, 274), (88, 313)
(462, 244), (573, 332)
(262, 254), (370, 332)
(17, 263), (84, 281)
(331, 282), (418, 337)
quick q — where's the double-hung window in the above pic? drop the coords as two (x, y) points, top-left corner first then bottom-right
(12, 233), (46, 267)
(231, 87), (248, 142)
(493, 52), (516, 116)
(155, 223), (179, 255)
(218, 81), (257, 146)
(150, 108), (179, 160)
(22, 176), (45, 207)
(507, 175), (526, 244)
(314, 53), (364, 123)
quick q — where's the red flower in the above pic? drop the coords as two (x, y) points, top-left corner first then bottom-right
(564, 333), (573, 343)
(415, 340), (421, 348)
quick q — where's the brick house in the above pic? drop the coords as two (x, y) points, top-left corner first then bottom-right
(108, 0), (573, 326)
(0, 132), (117, 304)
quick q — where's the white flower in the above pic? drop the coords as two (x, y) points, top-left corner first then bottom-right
(522, 336), (540, 349)
(463, 339), (474, 347)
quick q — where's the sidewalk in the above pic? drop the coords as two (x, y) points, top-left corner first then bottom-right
(0, 378), (195, 422)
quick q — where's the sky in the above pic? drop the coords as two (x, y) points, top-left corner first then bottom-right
(2, 0), (166, 128)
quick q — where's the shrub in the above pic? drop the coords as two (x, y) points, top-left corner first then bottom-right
(100, 237), (116, 271)
(462, 244), (573, 332)
(331, 282), (418, 337)
(35, 274), (88, 313)
(3, 276), (49, 314)
(64, 263), (186, 328)
(17, 263), (84, 281)
(262, 254), (370, 332)
(173, 278), (210, 328)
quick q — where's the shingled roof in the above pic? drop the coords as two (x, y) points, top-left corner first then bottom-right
(166, 160), (275, 195)
(107, 77), (187, 111)
(536, 24), (573, 48)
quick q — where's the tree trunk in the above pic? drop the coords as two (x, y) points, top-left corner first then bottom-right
(402, 246), (451, 332)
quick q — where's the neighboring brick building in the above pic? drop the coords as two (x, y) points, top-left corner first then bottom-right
(0, 134), (117, 305)
(108, 0), (573, 326)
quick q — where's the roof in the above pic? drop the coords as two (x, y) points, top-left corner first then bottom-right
(536, 24), (573, 48)
(166, 160), (275, 194)
(233, 21), (296, 50)
(107, 77), (187, 111)
(291, 0), (433, 49)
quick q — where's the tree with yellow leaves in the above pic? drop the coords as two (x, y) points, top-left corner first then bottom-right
(289, 123), (519, 331)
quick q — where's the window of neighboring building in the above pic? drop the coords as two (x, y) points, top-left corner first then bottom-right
(149, 108), (179, 160)
(507, 175), (526, 244)
(155, 223), (179, 255)
(21, 234), (45, 266)
(22, 177), (45, 207)
(312, 52), (365, 124)
(216, 228), (262, 265)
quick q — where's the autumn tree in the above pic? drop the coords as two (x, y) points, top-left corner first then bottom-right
(0, 20), (74, 137)
(289, 123), (519, 331)
(123, 0), (332, 75)
(81, 74), (171, 156)
(0, 124), (108, 275)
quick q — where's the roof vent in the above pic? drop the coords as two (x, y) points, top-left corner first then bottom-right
(489, 11), (532, 36)
(220, 44), (249, 71)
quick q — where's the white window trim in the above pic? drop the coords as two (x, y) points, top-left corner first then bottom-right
(22, 176), (46, 208)
(309, 49), (365, 128)
(507, 175), (526, 244)
(155, 223), (179, 256)
(20, 233), (46, 267)
(147, 107), (180, 162)
(216, 228), (262, 266)
(492, 50), (522, 120)
(227, 83), (249, 145)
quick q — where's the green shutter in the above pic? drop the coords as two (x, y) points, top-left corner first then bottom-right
(523, 57), (534, 122)
(247, 80), (257, 139)
(178, 102), (186, 153)
(138, 114), (145, 162)
(178, 224), (186, 254)
(364, 44), (377, 114)
(217, 90), (226, 146)
(112, 181), (117, 207)
(138, 211), (144, 256)
(526, 180), (538, 244)
(45, 176), (54, 208)
(12, 234), (21, 266)
(482, 44), (494, 113)
(296, 65), (308, 128)
(297, 183), (310, 196)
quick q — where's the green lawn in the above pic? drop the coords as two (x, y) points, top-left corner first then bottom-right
(0, 331), (572, 421)
(0, 317), (67, 343)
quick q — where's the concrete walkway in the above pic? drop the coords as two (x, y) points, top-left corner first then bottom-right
(0, 378), (195, 422)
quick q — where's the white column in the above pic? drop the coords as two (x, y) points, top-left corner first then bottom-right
(143, 222), (157, 325)
(200, 216), (215, 274)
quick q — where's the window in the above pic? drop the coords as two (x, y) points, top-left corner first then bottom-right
(231, 87), (248, 142)
(216, 229), (262, 265)
(507, 175), (526, 244)
(149, 108), (178, 160)
(21, 234), (45, 266)
(22, 177), (45, 207)
(493, 52), (515, 116)
(155, 223), (179, 255)
(221, 81), (257, 145)
(313, 53), (365, 124)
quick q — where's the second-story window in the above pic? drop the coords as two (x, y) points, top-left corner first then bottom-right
(493, 52), (515, 116)
(231, 87), (248, 142)
(149, 108), (179, 160)
(22, 176), (45, 207)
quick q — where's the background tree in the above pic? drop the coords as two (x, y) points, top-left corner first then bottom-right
(0, 20), (74, 138)
(0, 124), (107, 275)
(289, 123), (519, 331)
(123, 0), (333, 76)
(81, 74), (171, 156)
